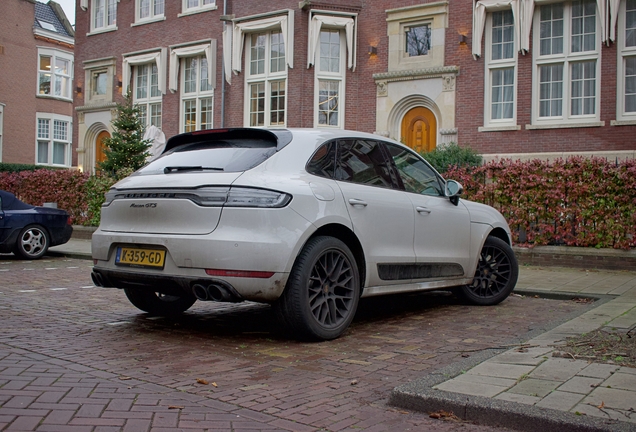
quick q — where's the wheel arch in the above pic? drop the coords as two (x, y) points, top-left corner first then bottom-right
(488, 227), (512, 245)
(305, 223), (367, 295)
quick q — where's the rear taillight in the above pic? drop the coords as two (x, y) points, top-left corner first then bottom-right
(103, 187), (291, 208)
(224, 188), (291, 208)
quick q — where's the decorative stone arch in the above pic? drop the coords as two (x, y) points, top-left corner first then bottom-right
(387, 94), (442, 147)
(84, 122), (110, 173)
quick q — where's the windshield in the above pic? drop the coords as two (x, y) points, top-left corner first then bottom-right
(137, 139), (277, 175)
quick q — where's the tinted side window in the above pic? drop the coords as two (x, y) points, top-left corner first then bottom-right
(306, 141), (337, 179)
(336, 140), (394, 188)
(384, 143), (444, 196)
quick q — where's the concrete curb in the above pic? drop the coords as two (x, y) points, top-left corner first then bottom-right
(389, 290), (628, 432)
(514, 245), (636, 271)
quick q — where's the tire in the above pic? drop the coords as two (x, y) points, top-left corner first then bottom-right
(274, 236), (360, 341)
(456, 236), (518, 306)
(124, 288), (196, 316)
(14, 225), (50, 260)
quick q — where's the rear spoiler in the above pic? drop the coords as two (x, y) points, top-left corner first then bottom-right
(163, 128), (293, 154)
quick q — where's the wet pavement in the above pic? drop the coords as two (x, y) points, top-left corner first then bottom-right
(0, 249), (597, 431)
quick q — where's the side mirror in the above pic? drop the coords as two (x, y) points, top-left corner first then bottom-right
(445, 180), (463, 206)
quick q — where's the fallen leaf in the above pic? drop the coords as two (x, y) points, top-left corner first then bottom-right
(598, 401), (605, 409)
(350, 379), (358, 385)
(196, 378), (209, 385)
(118, 376), (131, 380)
(429, 410), (459, 420)
(168, 405), (184, 410)
(212, 382), (218, 387)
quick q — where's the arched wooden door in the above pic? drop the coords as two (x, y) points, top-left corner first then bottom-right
(401, 107), (437, 153)
(95, 130), (110, 167)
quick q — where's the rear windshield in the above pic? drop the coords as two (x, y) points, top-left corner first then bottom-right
(137, 139), (277, 175)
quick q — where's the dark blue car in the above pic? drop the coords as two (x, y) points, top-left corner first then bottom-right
(0, 190), (73, 259)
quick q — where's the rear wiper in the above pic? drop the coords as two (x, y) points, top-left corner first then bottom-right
(163, 166), (224, 174)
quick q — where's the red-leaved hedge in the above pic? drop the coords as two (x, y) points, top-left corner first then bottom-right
(446, 157), (636, 249)
(0, 169), (91, 225)
(1, 157), (635, 249)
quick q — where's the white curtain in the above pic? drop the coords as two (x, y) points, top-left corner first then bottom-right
(122, 49), (167, 96)
(596, 0), (608, 44)
(223, 24), (232, 84)
(472, 0), (521, 58)
(521, 0), (535, 54)
(307, 14), (356, 71)
(169, 41), (216, 93)
(230, 11), (294, 75)
(609, 0), (621, 42)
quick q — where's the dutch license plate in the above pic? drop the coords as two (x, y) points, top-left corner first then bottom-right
(116, 247), (166, 268)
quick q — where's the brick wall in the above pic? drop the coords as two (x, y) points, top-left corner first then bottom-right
(74, 0), (636, 155)
(1, 0), (38, 164)
(0, 0), (74, 165)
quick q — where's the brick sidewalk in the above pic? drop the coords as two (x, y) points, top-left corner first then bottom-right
(0, 255), (589, 431)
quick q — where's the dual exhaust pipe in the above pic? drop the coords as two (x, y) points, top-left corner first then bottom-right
(192, 283), (233, 302)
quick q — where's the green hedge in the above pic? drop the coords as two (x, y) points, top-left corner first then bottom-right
(445, 157), (636, 249)
(420, 143), (482, 173)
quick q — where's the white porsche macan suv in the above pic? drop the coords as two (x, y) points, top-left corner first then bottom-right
(91, 128), (518, 340)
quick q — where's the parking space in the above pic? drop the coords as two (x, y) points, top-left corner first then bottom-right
(0, 255), (587, 431)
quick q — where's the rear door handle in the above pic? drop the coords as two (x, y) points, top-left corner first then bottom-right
(416, 206), (431, 214)
(348, 198), (368, 207)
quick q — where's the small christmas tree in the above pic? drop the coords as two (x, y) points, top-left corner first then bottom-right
(98, 91), (151, 174)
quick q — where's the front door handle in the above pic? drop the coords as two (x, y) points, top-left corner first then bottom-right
(348, 198), (368, 207)
(416, 206), (431, 214)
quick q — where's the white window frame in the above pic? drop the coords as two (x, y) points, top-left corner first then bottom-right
(531, 0), (602, 127)
(180, 55), (215, 132)
(37, 48), (73, 101)
(90, 0), (117, 34)
(122, 49), (167, 96)
(180, 0), (216, 17)
(307, 12), (357, 71)
(227, 10), (295, 81)
(169, 41), (216, 92)
(134, 0), (165, 24)
(35, 113), (72, 167)
(313, 28), (346, 129)
(617, 0), (636, 122)
(83, 57), (117, 105)
(483, 8), (518, 129)
(133, 63), (163, 129)
(243, 31), (288, 127)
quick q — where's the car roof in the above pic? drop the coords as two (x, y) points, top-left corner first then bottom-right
(163, 128), (406, 155)
(285, 128), (403, 148)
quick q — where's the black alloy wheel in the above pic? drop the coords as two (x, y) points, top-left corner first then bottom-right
(457, 236), (518, 306)
(274, 236), (360, 341)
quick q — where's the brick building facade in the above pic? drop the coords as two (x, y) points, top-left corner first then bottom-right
(0, 0), (75, 166)
(73, 0), (636, 172)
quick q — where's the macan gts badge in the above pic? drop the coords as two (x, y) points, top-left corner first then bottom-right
(91, 128), (518, 341)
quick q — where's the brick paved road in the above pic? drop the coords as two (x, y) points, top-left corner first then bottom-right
(0, 255), (587, 431)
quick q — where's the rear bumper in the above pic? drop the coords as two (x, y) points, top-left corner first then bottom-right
(91, 265), (289, 303)
(51, 224), (73, 247)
